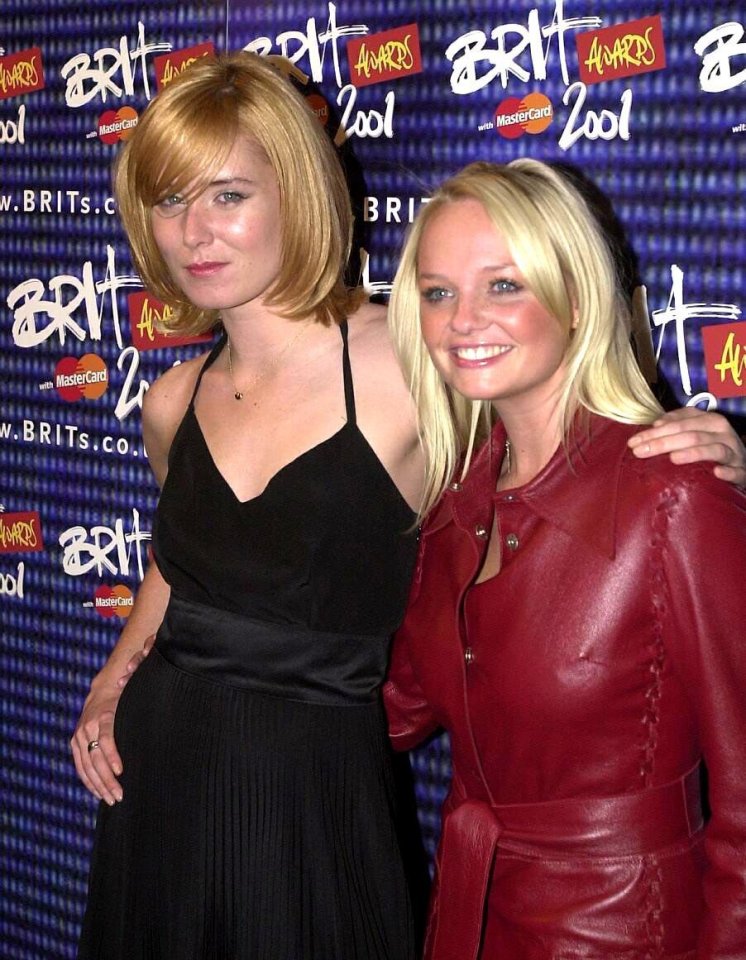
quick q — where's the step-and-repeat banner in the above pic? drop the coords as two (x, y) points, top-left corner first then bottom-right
(2, 1), (744, 956)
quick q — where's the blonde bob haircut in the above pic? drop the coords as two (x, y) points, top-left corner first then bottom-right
(115, 51), (360, 333)
(388, 159), (662, 517)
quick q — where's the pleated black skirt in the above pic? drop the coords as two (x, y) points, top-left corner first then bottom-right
(77, 598), (416, 960)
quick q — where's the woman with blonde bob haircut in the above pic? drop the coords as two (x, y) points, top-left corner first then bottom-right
(72, 50), (427, 960)
(115, 51), (358, 334)
(385, 159), (746, 957)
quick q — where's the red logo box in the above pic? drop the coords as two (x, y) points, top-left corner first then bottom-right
(347, 23), (422, 88)
(154, 42), (215, 90)
(94, 584), (134, 619)
(97, 106), (138, 144)
(576, 15), (666, 85)
(0, 511), (44, 553)
(703, 321), (746, 399)
(0, 47), (45, 101)
(54, 354), (109, 401)
(128, 292), (213, 351)
(494, 93), (554, 140)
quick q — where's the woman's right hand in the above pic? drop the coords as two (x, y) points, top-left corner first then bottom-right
(71, 634), (156, 804)
(70, 674), (126, 806)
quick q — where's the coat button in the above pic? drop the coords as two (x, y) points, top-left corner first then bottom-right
(464, 647), (475, 665)
(505, 533), (519, 550)
(474, 524), (488, 539)
(449, 481), (463, 492)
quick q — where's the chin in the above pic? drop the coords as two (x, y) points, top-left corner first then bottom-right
(447, 377), (504, 403)
(181, 288), (237, 312)
(181, 299), (222, 313)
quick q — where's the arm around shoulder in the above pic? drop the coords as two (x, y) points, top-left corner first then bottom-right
(629, 407), (746, 486)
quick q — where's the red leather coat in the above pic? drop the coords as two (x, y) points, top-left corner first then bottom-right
(385, 416), (746, 960)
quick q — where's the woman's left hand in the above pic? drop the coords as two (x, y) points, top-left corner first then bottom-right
(628, 407), (746, 485)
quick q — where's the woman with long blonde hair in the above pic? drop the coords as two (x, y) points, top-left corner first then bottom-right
(386, 159), (746, 958)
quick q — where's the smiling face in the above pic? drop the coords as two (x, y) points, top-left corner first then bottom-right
(150, 135), (282, 318)
(417, 198), (573, 417)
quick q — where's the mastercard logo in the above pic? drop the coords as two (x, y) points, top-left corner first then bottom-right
(494, 93), (553, 140)
(94, 585), (134, 619)
(306, 93), (330, 128)
(54, 354), (108, 402)
(97, 106), (138, 144)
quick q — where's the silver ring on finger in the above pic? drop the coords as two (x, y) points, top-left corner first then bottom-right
(87, 739), (100, 753)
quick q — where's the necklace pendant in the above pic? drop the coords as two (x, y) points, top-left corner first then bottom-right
(234, 390), (243, 401)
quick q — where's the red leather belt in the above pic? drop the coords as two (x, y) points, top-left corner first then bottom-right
(427, 764), (703, 960)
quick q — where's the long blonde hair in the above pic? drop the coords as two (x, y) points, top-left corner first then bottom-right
(115, 51), (361, 333)
(388, 159), (662, 517)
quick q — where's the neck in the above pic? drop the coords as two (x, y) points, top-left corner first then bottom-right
(220, 307), (330, 405)
(221, 305), (308, 360)
(220, 288), (325, 372)
(494, 400), (565, 489)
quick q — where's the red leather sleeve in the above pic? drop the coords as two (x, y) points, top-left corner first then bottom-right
(660, 471), (746, 957)
(384, 628), (440, 752)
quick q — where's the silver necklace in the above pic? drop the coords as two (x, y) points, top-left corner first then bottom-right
(226, 322), (311, 401)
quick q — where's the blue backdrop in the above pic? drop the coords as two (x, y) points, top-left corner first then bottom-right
(1, 2), (744, 956)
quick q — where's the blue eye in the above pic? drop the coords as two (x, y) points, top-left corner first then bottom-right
(491, 278), (519, 294)
(421, 286), (451, 303)
(153, 194), (185, 217)
(217, 191), (247, 204)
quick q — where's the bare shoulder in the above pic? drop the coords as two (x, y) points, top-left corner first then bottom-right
(343, 299), (423, 508)
(143, 354), (205, 429)
(346, 299), (388, 340)
(142, 350), (212, 484)
(345, 300), (406, 389)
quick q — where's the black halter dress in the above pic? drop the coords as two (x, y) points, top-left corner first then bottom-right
(77, 322), (419, 960)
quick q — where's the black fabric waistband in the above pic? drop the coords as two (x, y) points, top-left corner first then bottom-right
(154, 594), (389, 706)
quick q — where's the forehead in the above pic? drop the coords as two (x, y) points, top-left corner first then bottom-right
(155, 134), (275, 200)
(212, 135), (273, 178)
(419, 199), (513, 268)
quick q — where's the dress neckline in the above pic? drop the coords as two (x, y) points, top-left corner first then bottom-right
(189, 407), (354, 507)
(176, 321), (415, 514)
